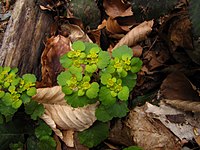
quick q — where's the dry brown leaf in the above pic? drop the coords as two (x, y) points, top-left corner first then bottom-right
(38, 35), (71, 88)
(103, 0), (132, 18)
(60, 24), (92, 43)
(33, 86), (98, 147)
(126, 104), (181, 150)
(160, 72), (200, 112)
(106, 17), (128, 34)
(112, 20), (154, 50)
(132, 45), (143, 57)
(164, 99), (200, 112)
(160, 72), (200, 101)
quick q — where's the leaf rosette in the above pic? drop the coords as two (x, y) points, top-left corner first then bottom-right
(0, 66), (43, 122)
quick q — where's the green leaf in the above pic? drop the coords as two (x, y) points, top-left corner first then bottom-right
(66, 92), (96, 108)
(12, 100), (22, 109)
(72, 41), (85, 51)
(60, 54), (73, 68)
(10, 68), (18, 74)
(100, 73), (112, 85)
(21, 93), (31, 103)
(0, 101), (16, 118)
(0, 91), (5, 98)
(123, 146), (143, 150)
(35, 121), (52, 139)
(3, 66), (11, 72)
(2, 93), (12, 106)
(26, 87), (36, 96)
(118, 86), (129, 101)
(22, 74), (36, 83)
(110, 102), (129, 118)
(95, 105), (112, 122)
(84, 42), (99, 54)
(62, 85), (73, 95)
(131, 59), (143, 73)
(99, 87), (116, 106)
(9, 141), (23, 150)
(112, 45), (133, 59)
(86, 82), (99, 99)
(85, 64), (97, 73)
(78, 122), (109, 148)
(90, 46), (100, 53)
(131, 57), (140, 65)
(25, 101), (44, 120)
(57, 71), (72, 86)
(97, 51), (110, 69)
(122, 72), (137, 91)
(95, 102), (129, 122)
(11, 78), (20, 86)
(69, 66), (83, 81)
(38, 136), (56, 150)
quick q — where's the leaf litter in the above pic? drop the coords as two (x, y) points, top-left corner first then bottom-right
(1, 0), (200, 149)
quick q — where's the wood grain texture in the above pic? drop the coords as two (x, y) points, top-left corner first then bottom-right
(0, 0), (53, 78)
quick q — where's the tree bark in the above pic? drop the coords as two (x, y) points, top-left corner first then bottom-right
(0, 0), (53, 78)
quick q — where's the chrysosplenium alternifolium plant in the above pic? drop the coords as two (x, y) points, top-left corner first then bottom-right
(0, 66), (43, 122)
(57, 41), (142, 122)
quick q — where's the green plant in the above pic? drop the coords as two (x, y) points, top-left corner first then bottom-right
(0, 66), (44, 122)
(57, 41), (143, 147)
(0, 66), (56, 149)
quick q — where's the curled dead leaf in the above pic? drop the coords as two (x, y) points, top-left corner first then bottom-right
(60, 24), (92, 43)
(32, 86), (98, 147)
(38, 35), (71, 87)
(113, 20), (154, 50)
(106, 17), (128, 34)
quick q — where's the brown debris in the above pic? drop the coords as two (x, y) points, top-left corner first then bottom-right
(103, 0), (132, 18)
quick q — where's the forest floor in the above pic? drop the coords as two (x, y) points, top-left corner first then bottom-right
(0, 0), (200, 150)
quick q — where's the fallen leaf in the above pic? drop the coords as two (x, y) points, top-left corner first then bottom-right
(132, 45), (143, 57)
(160, 72), (200, 101)
(106, 17), (128, 34)
(103, 0), (132, 18)
(38, 35), (71, 87)
(145, 102), (200, 140)
(112, 20), (154, 50)
(125, 104), (181, 150)
(32, 86), (98, 147)
(160, 72), (200, 112)
(60, 24), (92, 43)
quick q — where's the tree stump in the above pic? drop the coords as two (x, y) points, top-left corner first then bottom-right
(0, 0), (53, 78)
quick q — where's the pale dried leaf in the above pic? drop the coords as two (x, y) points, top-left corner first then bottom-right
(63, 130), (75, 147)
(145, 102), (199, 140)
(33, 86), (98, 147)
(125, 104), (181, 150)
(113, 20), (154, 50)
(164, 99), (200, 112)
(60, 24), (92, 43)
(32, 86), (66, 105)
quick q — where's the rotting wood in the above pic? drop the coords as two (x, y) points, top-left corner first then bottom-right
(0, 0), (54, 78)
